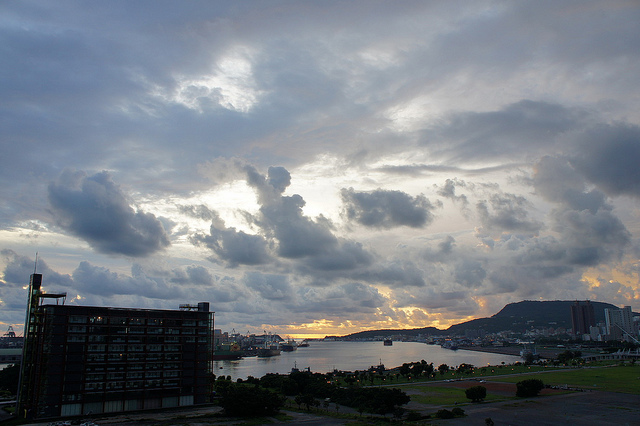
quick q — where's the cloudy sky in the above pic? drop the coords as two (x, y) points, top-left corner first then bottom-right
(1, 1), (640, 338)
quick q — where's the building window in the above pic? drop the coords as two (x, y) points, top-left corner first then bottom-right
(69, 316), (87, 324)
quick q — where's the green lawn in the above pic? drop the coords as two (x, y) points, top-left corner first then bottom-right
(405, 385), (506, 406)
(491, 364), (640, 394)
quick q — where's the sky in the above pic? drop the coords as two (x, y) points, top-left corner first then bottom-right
(1, 1), (640, 338)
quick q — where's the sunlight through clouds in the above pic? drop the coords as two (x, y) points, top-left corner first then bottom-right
(1, 1), (639, 336)
(172, 46), (265, 113)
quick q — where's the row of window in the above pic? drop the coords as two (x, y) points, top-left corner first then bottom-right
(85, 353), (187, 362)
(84, 379), (181, 391)
(85, 362), (181, 373)
(67, 325), (208, 334)
(84, 370), (181, 382)
(86, 344), (184, 352)
(69, 335), (197, 343)
(69, 315), (207, 327)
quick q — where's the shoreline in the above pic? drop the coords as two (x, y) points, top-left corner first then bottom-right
(459, 345), (564, 360)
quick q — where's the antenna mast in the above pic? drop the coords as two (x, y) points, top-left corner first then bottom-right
(34, 252), (38, 274)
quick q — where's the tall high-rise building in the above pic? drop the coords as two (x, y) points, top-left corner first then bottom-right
(605, 306), (633, 341)
(17, 273), (214, 420)
(570, 300), (595, 336)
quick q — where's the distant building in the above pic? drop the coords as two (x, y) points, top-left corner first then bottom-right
(570, 300), (595, 337)
(605, 306), (634, 341)
(17, 273), (213, 420)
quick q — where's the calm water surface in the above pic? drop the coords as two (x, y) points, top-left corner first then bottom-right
(213, 341), (521, 380)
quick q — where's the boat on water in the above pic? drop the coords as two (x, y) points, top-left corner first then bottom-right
(281, 339), (298, 352)
(213, 342), (243, 360)
(298, 340), (310, 348)
(383, 339), (393, 346)
(257, 342), (281, 357)
(441, 341), (459, 350)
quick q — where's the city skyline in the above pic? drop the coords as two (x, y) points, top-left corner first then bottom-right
(1, 1), (640, 337)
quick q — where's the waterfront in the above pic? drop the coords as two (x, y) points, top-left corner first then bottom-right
(213, 341), (522, 380)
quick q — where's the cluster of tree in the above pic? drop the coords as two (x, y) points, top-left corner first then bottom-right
(0, 364), (19, 396)
(555, 350), (582, 364)
(435, 407), (465, 419)
(216, 380), (284, 416)
(212, 370), (411, 418)
(515, 379), (544, 397)
(398, 360), (435, 378)
(465, 385), (487, 402)
(332, 386), (410, 416)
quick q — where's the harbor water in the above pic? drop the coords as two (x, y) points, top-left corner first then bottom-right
(213, 340), (522, 381)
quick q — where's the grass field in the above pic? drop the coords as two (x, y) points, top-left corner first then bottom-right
(404, 385), (507, 406)
(490, 364), (640, 394)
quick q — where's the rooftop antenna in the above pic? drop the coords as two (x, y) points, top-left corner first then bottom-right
(34, 252), (38, 274)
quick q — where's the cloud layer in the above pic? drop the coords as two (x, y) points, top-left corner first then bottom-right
(1, 1), (639, 335)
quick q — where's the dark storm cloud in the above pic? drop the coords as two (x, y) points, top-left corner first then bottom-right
(340, 188), (437, 228)
(454, 259), (487, 288)
(194, 224), (271, 267)
(2, 1), (640, 331)
(300, 240), (373, 272)
(295, 282), (386, 314)
(476, 193), (543, 237)
(570, 123), (640, 198)
(0, 249), (72, 290)
(169, 265), (214, 286)
(436, 179), (469, 206)
(72, 261), (184, 299)
(245, 165), (344, 259)
(48, 170), (170, 257)
(360, 260), (426, 288)
(428, 100), (587, 163)
(245, 272), (292, 301)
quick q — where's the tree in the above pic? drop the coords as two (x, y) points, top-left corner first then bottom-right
(221, 384), (285, 416)
(516, 379), (544, 397)
(0, 364), (20, 395)
(438, 363), (450, 375)
(465, 385), (487, 402)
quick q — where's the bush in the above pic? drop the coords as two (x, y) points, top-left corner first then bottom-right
(405, 411), (424, 421)
(435, 408), (454, 419)
(451, 407), (465, 417)
(516, 379), (544, 397)
(465, 385), (487, 402)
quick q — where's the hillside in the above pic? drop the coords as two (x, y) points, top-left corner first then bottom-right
(339, 300), (627, 339)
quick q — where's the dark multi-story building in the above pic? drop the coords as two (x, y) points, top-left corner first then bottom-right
(570, 300), (595, 336)
(17, 273), (214, 419)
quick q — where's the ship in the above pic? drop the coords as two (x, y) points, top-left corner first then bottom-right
(257, 344), (281, 357)
(213, 342), (243, 360)
(441, 341), (459, 350)
(383, 339), (392, 346)
(281, 339), (298, 352)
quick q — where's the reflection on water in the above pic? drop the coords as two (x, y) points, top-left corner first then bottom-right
(213, 341), (521, 381)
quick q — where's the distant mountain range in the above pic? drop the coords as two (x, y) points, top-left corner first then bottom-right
(337, 300), (634, 339)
